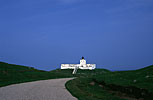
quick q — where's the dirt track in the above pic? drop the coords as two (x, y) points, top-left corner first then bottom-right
(0, 78), (77, 100)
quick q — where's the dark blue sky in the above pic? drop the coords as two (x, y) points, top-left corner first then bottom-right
(0, 0), (153, 71)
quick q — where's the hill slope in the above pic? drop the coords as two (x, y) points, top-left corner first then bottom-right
(66, 65), (153, 100)
(93, 65), (153, 91)
(0, 62), (73, 87)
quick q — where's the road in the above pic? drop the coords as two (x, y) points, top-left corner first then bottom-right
(0, 78), (77, 100)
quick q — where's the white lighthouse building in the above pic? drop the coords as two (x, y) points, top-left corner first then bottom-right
(61, 57), (96, 70)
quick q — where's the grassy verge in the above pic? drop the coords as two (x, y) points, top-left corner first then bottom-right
(66, 65), (153, 100)
(66, 78), (125, 100)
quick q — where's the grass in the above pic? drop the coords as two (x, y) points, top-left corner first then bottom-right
(93, 65), (153, 92)
(66, 65), (153, 100)
(66, 78), (125, 100)
(0, 61), (74, 87)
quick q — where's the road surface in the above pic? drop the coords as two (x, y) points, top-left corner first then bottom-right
(0, 78), (77, 100)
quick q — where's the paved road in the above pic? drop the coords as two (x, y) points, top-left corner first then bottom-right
(0, 78), (77, 100)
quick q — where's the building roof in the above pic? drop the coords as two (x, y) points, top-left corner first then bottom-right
(82, 56), (84, 59)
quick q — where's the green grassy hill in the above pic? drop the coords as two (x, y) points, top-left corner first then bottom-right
(1, 61), (153, 100)
(0, 61), (74, 87)
(66, 65), (153, 100)
(93, 65), (153, 91)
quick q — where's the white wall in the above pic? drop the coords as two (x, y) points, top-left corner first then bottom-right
(61, 64), (96, 70)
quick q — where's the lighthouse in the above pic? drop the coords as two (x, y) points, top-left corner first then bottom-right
(61, 57), (96, 70)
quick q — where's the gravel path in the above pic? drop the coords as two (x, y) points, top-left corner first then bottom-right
(0, 78), (77, 100)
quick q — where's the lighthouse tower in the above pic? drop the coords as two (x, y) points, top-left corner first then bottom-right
(80, 57), (86, 66)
